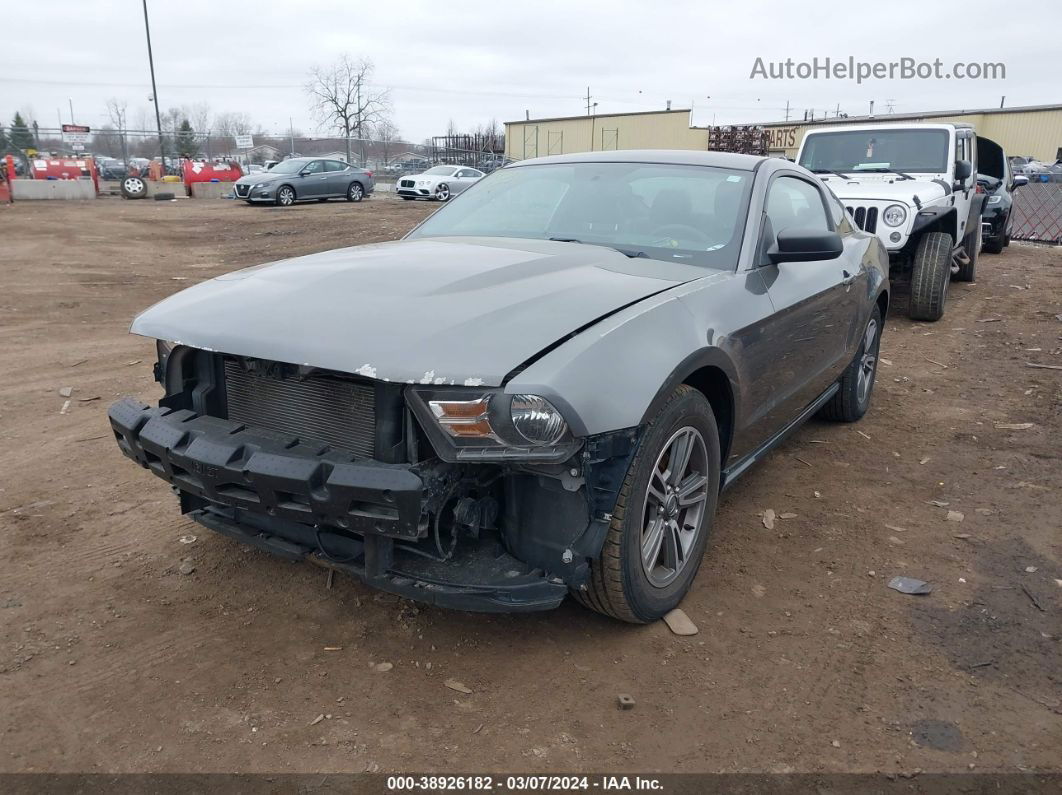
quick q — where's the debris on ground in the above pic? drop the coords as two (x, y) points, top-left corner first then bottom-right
(761, 509), (776, 530)
(751, 584), (767, 598)
(177, 559), (196, 576)
(1025, 566), (1038, 573)
(58, 386), (73, 397)
(927, 499), (949, 507)
(617, 694), (636, 710)
(310, 714), (325, 726)
(373, 662), (393, 673)
(887, 576), (933, 595)
(779, 512), (797, 519)
(995, 422), (1035, 430)
(59, 400), (71, 415)
(1020, 584), (1045, 612)
(946, 510), (965, 522)
(178, 535), (197, 544)
(662, 608), (698, 636)
(444, 679), (473, 694)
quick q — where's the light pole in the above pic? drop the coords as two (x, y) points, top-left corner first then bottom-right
(142, 0), (167, 168)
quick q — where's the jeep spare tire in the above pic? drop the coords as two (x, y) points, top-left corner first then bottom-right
(909, 231), (952, 321)
(121, 176), (147, 200)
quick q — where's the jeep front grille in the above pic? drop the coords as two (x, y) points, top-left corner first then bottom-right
(846, 205), (878, 234)
(222, 360), (376, 458)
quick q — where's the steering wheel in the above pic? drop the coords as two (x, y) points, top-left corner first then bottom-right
(649, 223), (711, 245)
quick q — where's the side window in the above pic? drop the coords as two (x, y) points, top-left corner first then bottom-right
(324, 160), (347, 172)
(766, 176), (830, 235)
(303, 160), (325, 174)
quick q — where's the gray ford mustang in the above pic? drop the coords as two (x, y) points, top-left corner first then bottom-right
(110, 150), (888, 622)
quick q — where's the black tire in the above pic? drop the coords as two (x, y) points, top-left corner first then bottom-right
(153, 192), (175, 201)
(573, 385), (720, 623)
(434, 183), (451, 202)
(982, 237), (1004, 254)
(120, 175), (147, 200)
(346, 181), (364, 202)
(908, 231), (952, 321)
(275, 185), (296, 206)
(953, 223), (979, 281)
(819, 304), (882, 422)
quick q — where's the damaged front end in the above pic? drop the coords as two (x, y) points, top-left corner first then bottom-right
(108, 345), (640, 612)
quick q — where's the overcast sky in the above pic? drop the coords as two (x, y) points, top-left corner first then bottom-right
(2, 0), (1059, 144)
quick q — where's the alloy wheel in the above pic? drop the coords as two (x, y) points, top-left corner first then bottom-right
(123, 177), (144, 194)
(435, 184), (450, 201)
(278, 187), (294, 206)
(349, 183), (363, 201)
(856, 316), (879, 405)
(640, 426), (710, 588)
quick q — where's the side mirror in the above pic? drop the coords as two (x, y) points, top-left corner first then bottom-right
(299, 168), (311, 177)
(1012, 175), (1029, 190)
(954, 160), (972, 183)
(768, 228), (844, 264)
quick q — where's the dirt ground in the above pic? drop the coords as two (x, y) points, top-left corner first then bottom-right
(1, 196), (1059, 775)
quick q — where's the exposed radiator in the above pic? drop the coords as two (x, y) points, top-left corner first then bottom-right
(223, 360), (376, 457)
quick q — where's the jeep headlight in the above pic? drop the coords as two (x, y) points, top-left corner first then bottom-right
(987, 195), (1002, 205)
(883, 204), (907, 227)
(408, 388), (578, 462)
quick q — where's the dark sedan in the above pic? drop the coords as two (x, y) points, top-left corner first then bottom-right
(232, 157), (374, 205)
(110, 150), (888, 622)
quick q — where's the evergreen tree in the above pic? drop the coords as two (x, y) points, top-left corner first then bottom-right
(9, 113), (33, 150)
(175, 119), (199, 158)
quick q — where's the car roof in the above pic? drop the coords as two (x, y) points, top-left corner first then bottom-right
(803, 123), (967, 135)
(510, 149), (765, 171)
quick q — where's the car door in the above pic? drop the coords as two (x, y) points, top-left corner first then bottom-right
(748, 173), (855, 435)
(324, 160), (349, 196)
(453, 168), (481, 194)
(299, 159), (328, 197)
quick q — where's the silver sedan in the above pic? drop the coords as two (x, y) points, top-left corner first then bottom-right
(395, 165), (483, 201)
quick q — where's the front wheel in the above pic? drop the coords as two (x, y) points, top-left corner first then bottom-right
(819, 305), (882, 422)
(434, 183), (450, 201)
(346, 182), (364, 202)
(275, 185), (296, 206)
(908, 231), (952, 321)
(574, 385), (720, 623)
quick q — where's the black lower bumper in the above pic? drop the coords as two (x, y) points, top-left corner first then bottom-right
(108, 398), (568, 612)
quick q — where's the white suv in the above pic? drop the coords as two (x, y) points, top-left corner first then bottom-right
(797, 123), (985, 321)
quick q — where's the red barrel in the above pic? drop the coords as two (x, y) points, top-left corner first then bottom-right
(182, 160), (243, 187)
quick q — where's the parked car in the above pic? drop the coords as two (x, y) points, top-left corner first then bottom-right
(1009, 155), (1047, 176)
(109, 150), (888, 622)
(978, 139), (1029, 254)
(231, 157), (374, 205)
(798, 123), (987, 321)
(97, 159), (129, 181)
(396, 165), (484, 201)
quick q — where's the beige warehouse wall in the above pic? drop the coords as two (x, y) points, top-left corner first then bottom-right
(505, 110), (709, 161)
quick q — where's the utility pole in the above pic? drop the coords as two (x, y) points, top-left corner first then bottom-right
(886, 99), (895, 113)
(835, 103), (841, 117)
(868, 100), (875, 117)
(1000, 95), (1005, 108)
(585, 86), (593, 116)
(784, 100), (790, 122)
(289, 117), (295, 157)
(141, 0), (167, 168)
(68, 98), (75, 124)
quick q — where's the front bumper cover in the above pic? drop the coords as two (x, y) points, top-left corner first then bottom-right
(108, 398), (568, 612)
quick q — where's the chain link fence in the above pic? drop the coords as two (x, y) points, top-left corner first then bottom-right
(1011, 183), (1062, 244)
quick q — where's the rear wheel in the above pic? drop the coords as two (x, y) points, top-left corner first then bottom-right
(275, 185), (296, 206)
(819, 305), (882, 422)
(954, 222), (979, 281)
(347, 181), (364, 202)
(574, 385), (720, 623)
(908, 231), (952, 321)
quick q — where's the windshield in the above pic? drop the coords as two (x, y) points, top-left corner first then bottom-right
(424, 166), (457, 176)
(406, 162), (753, 268)
(269, 159), (311, 174)
(798, 129), (950, 173)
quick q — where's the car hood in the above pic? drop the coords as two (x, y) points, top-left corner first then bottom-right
(235, 171), (284, 184)
(130, 237), (696, 386)
(818, 174), (951, 206)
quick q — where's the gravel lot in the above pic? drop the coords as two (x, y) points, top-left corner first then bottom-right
(1, 196), (1060, 774)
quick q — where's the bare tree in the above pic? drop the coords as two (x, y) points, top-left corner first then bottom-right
(105, 98), (128, 163)
(373, 119), (400, 166)
(306, 55), (391, 164)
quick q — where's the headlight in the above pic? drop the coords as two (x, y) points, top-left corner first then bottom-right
(253, 182), (271, 190)
(510, 395), (568, 445)
(883, 204), (907, 227)
(987, 195), (1002, 204)
(408, 388), (578, 462)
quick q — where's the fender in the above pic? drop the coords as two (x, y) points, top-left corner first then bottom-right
(910, 205), (956, 236)
(640, 346), (739, 425)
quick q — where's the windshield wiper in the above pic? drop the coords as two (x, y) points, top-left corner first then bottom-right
(854, 168), (915, 181)
(548, 237), (647, 258)
(810, 168), (851, 180)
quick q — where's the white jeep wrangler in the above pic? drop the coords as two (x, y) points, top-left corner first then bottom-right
(796, 123), (986, 321)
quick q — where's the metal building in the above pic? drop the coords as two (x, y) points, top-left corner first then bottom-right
(504, 103), (1062, 163)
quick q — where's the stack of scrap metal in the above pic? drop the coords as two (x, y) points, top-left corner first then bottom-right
(707, 126), (769, 156)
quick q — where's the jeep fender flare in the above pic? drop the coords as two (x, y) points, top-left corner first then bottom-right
(910, 206), (958, 241)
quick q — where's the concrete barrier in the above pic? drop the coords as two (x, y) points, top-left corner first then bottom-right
(189, 182), (233, 199)
(12, 179), (96, 200)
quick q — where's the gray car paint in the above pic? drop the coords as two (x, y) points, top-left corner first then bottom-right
(233, 157), (374, 200)
(134, 150), (887, 473)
